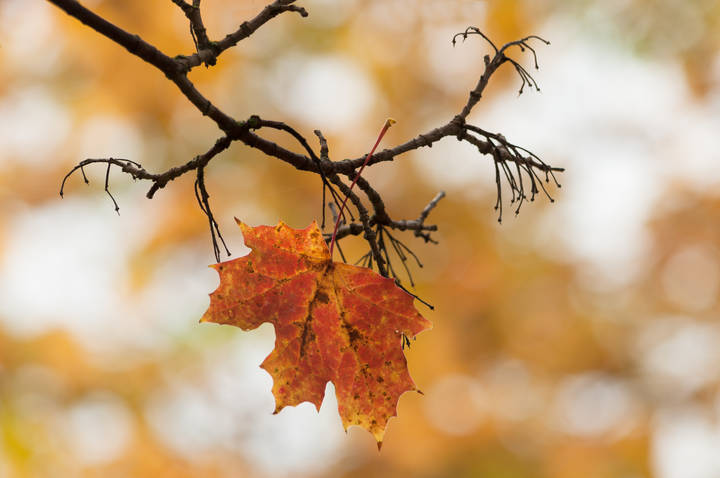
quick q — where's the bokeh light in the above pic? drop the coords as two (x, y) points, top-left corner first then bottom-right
(2, 0), (720, 477)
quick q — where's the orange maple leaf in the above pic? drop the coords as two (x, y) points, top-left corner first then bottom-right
(201, 219), (432, 447)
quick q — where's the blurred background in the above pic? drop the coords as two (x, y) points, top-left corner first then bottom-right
(1, 0), (720, 476)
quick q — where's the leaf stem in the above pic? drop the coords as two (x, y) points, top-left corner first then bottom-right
(329, 118), (396, 258)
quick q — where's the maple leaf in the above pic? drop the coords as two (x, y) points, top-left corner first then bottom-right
(201, 219), (432, 447)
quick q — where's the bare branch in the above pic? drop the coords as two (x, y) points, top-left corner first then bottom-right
(326, 173), (387, 277)
(60, 158), (145, 195)
(452, 26), (498, 53)
(327, 192), (445, 287)
(176, 0), (309, 71)
(171, 0), (212, 63)
(329, 192), (444, 243)
(195, 166), (231, 262)
(49, 1), (563, 280)
(146, 135), (233, 198)
(170, 0), (192, 12)
(418, 191), (445, 225)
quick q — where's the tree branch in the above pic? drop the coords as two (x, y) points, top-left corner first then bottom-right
(175, 0), (309, 71)
(50, 0), (563, 277)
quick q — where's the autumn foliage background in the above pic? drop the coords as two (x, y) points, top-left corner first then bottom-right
(2, 0), (720, 477)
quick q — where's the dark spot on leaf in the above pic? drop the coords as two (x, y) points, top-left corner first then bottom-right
(299, 312), (313, 357)
(343, 322), (362, 344)
(376, 377), (384, 383)
(310, 261), (328, 272)
(316, 291), (330, 304)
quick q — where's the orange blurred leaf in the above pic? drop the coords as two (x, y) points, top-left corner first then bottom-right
(201, 220), (432, 446)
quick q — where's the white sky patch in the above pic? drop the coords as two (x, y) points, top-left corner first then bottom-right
(660, 100), (720, 191)
(0, 0), (62, 76)
(651, 406), (720, 478)
(0, 197), (160, 355)
(0, 199), (127, 338)
(146, 384), (239, 458)
(423, 374), (486, 436)
(552, 372), (639, 439)
(411, 132), (495, 195)
(130, 246), (220, 346)
(423, 23), (486, 94)
(145, 327), (276, 459)
(146, 329), (346, 476)
(58, 391), (134, 466)
(304, 0), (358, 28)
(364, 0), (419, 34)
(268, 54), (376, 133)
(484, 359), (544, 423)
(0, 86), (71, 164)
(243, 383), (346, 476)
(77, 115), (144, 161)
(555, 148), (659, 289)
(636, 318), (720, 400)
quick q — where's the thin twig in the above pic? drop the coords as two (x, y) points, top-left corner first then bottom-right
(195, 166), (231, 262)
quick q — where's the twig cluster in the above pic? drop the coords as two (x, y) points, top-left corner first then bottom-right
(52, 0), (563, 286)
